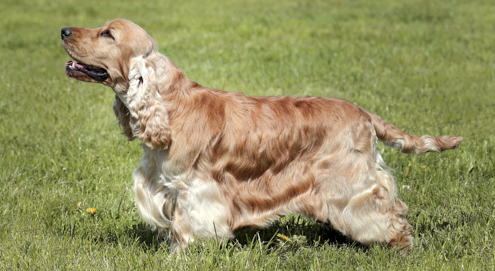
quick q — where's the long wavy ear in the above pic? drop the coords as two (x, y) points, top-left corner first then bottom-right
(127, 55), (171, 149)
(113, 95), (134, 140)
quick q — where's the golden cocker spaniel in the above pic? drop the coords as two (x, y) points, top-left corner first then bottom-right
(61, 19), (463, 251)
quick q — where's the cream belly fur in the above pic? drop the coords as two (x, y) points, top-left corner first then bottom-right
(133, 138), (400, 249)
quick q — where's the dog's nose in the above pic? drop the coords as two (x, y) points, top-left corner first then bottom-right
(61, 28), (72, 40)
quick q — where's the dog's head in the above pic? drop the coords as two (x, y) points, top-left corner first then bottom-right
(61, 19), (157, 93)
(62, 19), (175, 148)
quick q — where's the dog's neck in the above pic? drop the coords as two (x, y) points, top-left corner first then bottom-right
(113, 54), (196, 112)
(157, 56), (200, 96)
(130, 54), (199, 106)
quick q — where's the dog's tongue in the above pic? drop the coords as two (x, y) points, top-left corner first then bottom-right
(66, 61), (84, 69)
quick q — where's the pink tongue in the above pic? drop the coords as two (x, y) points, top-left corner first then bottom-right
(66, 61), (85, 69)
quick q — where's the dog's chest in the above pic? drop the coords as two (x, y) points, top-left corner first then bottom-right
(138, 145), (232, 238)
(141, 145), (183, 179)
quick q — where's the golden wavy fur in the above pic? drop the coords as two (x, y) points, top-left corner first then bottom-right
(61, 19), (463, 251)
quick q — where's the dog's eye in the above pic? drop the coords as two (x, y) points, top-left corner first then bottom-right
(101, 30), (113, 39)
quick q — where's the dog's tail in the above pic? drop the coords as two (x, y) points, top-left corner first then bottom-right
(368, 112), (463, 154)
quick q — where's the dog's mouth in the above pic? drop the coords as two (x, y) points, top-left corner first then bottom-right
(65, 61), (109, 82)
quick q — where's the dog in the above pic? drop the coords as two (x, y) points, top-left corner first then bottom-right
(61, 19), (462, 251)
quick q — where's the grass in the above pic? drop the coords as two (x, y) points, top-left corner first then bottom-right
(1, 0), (494, 269)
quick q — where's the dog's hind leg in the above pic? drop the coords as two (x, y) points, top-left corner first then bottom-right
(306, 119), (413, 249)
(308, 159), (414, 249)
(339, 167), (414, 249)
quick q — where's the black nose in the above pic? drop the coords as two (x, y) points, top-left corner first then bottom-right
(61, 28), (72, 40)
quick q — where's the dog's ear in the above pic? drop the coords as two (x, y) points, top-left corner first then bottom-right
(127, 55), (171, 149)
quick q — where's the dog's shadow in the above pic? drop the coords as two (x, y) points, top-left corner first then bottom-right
(126, 215), (363, 252)
(233, 216), (352, 246)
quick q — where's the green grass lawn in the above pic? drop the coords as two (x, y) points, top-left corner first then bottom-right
(1, 0), (494, 269)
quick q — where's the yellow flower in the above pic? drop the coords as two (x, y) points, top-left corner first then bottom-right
(86, 208), (96, 215)
(421, 165), (427, 170)
(76, 201), (82, 208)
(277, 233), (291, 242)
